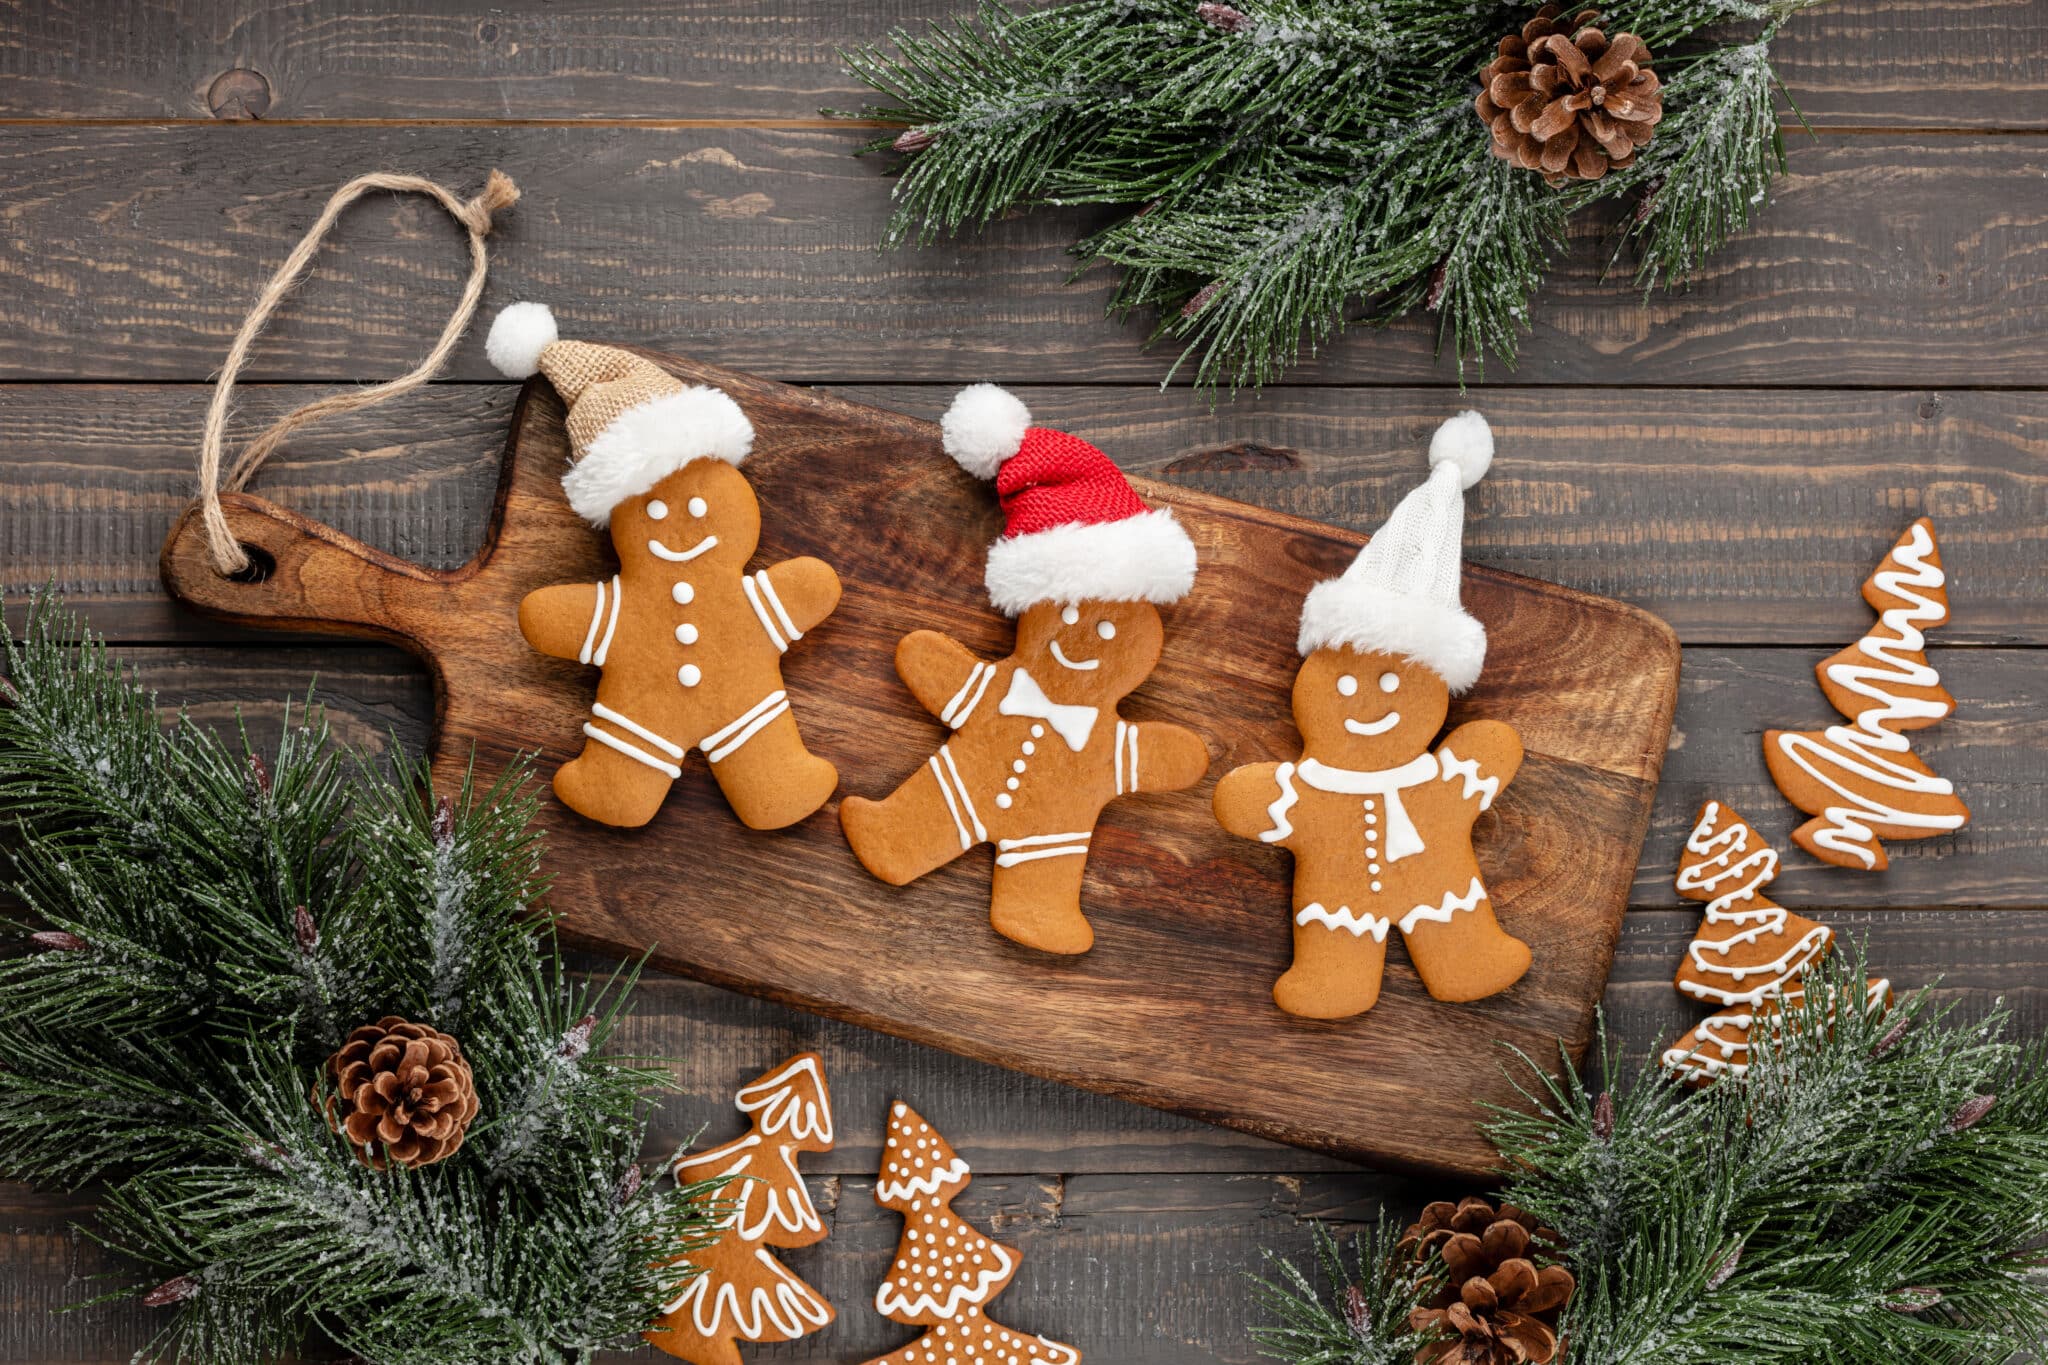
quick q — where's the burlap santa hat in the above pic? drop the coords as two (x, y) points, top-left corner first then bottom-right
(1295, 411), (1494, 692)
(941, 384), (1197, 616)
(485, 302), (753, 526)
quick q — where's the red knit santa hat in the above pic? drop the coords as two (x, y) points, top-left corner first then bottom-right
(941, 385), (1197, 616)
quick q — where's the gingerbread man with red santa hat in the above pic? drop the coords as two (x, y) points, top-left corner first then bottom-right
(1215, 412), (1530, 1019)
(840, 385), (1210, 955)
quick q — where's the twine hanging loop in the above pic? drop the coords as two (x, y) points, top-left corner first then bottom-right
(194, 170), (521, 574)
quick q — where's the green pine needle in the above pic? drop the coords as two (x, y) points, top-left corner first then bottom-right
(1255, 950), (2048, 1365)
(843, 0), (1831, 388)
(0, 590), (718, 1363)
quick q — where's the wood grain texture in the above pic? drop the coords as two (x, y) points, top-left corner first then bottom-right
(6, 908), (2044, 1365)
(1, 126), (2044, 386)
(156, 354), (1680, 1178)
(8, 383), (2045, 646)
(1, 0), (2043, 128)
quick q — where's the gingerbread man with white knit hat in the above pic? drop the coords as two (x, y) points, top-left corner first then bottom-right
(840, 385), (1210, 955)
(1215, 412), (1529, 1019)
(487, 303), (842, 831)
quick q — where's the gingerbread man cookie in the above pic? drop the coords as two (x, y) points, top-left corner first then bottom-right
(488, 304), (841, 830)
(1764, 518), (1970, 871)
(840, 386), (1208, 955)
(1215, 413), (1531, 1019)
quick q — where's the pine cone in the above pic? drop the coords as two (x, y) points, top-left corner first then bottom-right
(324, 1016), (479, 1170)
(1476, 5), (1661, 184)
(1401, 1198), (1575, 1365)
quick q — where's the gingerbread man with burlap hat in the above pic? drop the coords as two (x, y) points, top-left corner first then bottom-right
(1215, 412), (1530, 1019)
(840, 385), (1209, 955)
(487, 303), (842, 831)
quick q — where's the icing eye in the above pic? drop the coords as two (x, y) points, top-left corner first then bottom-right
(687, 496), (709, 518)
(1379, 672), (1400, 693)
(1061, 605), (1080, 626)
(1337, 674), (1359, 697)
(646, 499), (668, 520)
(1096, 620), (1116, 640)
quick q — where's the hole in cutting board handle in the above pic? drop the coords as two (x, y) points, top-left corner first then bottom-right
(223, 543), (276, 585)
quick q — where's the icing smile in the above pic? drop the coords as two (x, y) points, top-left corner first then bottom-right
(647, 534), (719, 563)
(1343, 711), (1401, 736)
(1048, 640), (1100, 672)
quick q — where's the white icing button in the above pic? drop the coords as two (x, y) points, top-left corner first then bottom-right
(1061, 604), (1080, 625)
(1021, 741), (1035, 755)
(1371, 880), (1383, 892)
(1369, 863), (1381, 874)
(1012, 759), (1027, 773)
(687, 495), (709, 517)
(996, 793), (1013, 809)
(1006, 777), (1020, 790)
(671, 581), (694, 604)
(646, 499), (668, 520)
(1031, 724), (1045, 738)
(1380, 671), (1401, 693)
(675, 623), (698, 644)
(1365, 812), (1377, 824)
(1337, 674), (1358, 697)
(678, 664), (702, 687)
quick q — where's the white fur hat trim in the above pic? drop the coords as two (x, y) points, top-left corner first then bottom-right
(1295, 581), (1488, 693)
(984, 508), (1197, 616)
(562, 386), (754, 526)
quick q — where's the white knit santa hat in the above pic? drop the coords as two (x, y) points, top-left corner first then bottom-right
(1295, 410), (1494, 692)
(942, 384), (1197, 616)
(485, 302), (753, 526)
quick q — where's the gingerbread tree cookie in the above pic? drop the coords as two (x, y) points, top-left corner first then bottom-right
(1764, 518), (1969, 870)
(646, 1054), (836, 1364)
(1215, 413), (1530, 1019)
(1660, 803), (1890, 1086)
(487, 304), (842, 831)
(862, 1101), (1079, 1365)
(840, 386), (1208, 955)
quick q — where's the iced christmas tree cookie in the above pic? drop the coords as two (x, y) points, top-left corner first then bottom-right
(861, 1101), (1079, 1365)
(646, 1054), (836, 1364)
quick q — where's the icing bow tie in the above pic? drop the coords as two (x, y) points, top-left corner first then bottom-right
(997, 669), (1098, 751)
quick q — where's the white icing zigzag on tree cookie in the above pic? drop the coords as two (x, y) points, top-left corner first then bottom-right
(1769, 520), (1966, 868)
(1676, 801), (1830, 1008)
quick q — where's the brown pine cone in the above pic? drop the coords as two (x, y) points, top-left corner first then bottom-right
(324, 1016), (480, 1170)
(1476, 5), (1661, 184)
(1401, 1198), (1575, 1365)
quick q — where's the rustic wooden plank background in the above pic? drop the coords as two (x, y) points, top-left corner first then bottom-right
(1, 1), (2042, 1361)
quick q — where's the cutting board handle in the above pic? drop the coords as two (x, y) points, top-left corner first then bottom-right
(160, 492), (449, 649)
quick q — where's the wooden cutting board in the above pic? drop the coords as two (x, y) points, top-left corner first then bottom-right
(161, 354), (1679, 1179)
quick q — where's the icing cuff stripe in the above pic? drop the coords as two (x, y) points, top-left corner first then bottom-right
(940, 664), (983, 725)
(593, 574), (623, 666)
(740, 575), (788, 653)
(591, 701), (684, 759)
(704, 690), (788, 750)
(582, 722), (682, 779)
(1262, 762), (1300, 843)
(707, 698), (790, 763)
(929, 755), (972, 849)
(954, 661), (995, 727)
(937, 744), (986, 841)
(756, 571), (802, 642)
(995, 844), (1089, 867)
(577, 578), (606, 665)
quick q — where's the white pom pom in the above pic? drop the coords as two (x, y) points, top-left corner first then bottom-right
(1428, 409), (1493, 489)
(941, 383), (1031, 480)
(486, 301), (558, 379)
